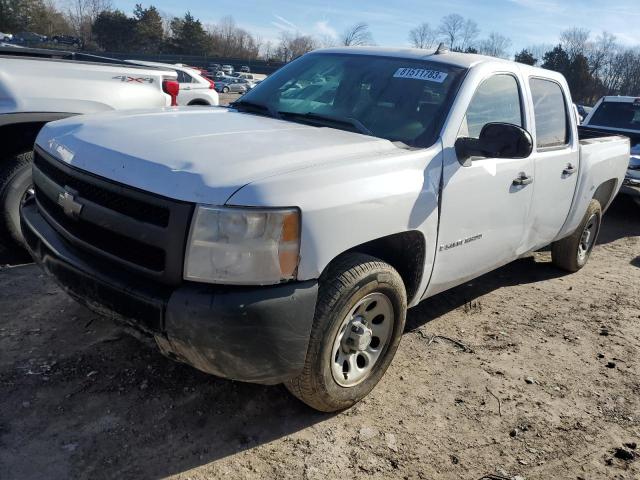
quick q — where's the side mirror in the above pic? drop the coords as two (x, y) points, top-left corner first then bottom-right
(455, 122), (533, 166)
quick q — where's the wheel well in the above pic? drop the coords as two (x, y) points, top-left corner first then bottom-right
(187, 100), (210, 106)
(0, 122), (47, 159)
(344, 231), (426, 304)
(593, 179), (617, 211)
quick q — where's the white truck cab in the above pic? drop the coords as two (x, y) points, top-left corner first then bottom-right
(21, 47), (630, 412)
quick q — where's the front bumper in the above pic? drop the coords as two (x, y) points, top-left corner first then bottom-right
(21, 199), (318, 385)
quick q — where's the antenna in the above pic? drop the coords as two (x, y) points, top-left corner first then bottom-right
(435, 42), (449, 55)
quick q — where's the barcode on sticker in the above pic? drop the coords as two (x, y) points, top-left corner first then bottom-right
(393, 68), (448, 83)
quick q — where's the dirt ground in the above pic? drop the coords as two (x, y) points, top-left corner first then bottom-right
(1, 192), (639, 480)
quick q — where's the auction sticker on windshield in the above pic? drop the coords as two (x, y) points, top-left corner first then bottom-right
(393, 68), (448, 83)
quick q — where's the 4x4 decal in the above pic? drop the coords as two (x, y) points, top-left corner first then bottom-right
(112, 75), (154, 84)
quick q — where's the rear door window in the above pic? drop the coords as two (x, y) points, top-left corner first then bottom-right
(529, 78), (569, 148)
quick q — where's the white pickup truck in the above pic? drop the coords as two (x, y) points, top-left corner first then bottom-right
(21, 47), (629, 412)
(580, 95), (640, 206)
(0, 46), (179, 247)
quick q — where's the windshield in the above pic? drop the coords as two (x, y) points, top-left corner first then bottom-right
(238, 53), (466, 147)
(589, 101), (640, 132)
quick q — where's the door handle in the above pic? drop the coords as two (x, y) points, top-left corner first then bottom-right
(513, 174), (533, 186)
(563, 164), (577, 175)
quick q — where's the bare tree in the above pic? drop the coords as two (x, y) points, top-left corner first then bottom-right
(477, 32), (512, 58)
(341, 22), (373, 47)
(275, 31), (317, 62)
(560, 27), (590, 60)
(437, 14), (465, 49)
(460, 19), (480, 51)
(408, 23), (438, 49)
(66, 0), (113, 43)
(525, 43), (554, 66)
(588, 31), (617, 76)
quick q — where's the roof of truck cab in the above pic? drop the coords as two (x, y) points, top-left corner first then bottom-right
(312, 46), (562, 79)
(312, 46), (516, 68)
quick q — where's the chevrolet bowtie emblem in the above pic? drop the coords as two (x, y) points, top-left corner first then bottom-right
(57, 188), (83, 219)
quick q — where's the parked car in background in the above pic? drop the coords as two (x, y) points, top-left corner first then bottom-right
(13, 32), (47, 44)
(22, 48), (629, 412)
(581, 96), (640, 206)
(52, 35), (83, 48)
(127, 60), (219, 106)
(208, 63), (221, 72)
(0, 32), (13, 41)
(0, 46), (179, 247)
(240, 65), (250, 72)
(222, 64), (234, 74)
(214, 77), (247, 94)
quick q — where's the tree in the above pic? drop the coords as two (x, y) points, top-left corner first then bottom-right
(514, 49), (537, 65)
(0, 0), (71, 34)
(541, 45), (571, 73)
(437, 14), (478, 51)
(565, 53), (593, 103)
(275, 31), (316, 62)
(92, 9), (135, 51)
(67, 0), (113, 43)
(477, 32), (511, 58)
(437, 14), (464, 49)
(408, 22), (438, 49)
(340, 22), (373, 46)
(560, 27), (590, 60)
(460, 19), (479, 51)
(133, 4), (163, 53)
(168, 12), (209, 54)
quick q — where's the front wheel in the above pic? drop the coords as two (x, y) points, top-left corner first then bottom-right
(0, 151), (34, 247)
(286, 253), (407, 412)
(551, 199), (602, 272)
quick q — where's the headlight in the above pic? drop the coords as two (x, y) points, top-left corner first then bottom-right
(184, 205), (300, 285)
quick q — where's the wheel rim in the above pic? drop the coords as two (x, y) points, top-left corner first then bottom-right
(577, 213), (598, 262)
(330, 292), (394, 388)
(21, 185), (34, 206)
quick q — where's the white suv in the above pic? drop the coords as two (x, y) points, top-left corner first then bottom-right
(128, 61), (219, 106)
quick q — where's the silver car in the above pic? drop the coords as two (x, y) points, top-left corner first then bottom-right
(215, 78), (247, 94)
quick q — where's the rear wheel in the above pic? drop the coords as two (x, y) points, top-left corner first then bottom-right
(0, 151), (33, 247)
(222, 86), (229, 93)
(551, 199), (601, 272)
(286, 253), (407, 412)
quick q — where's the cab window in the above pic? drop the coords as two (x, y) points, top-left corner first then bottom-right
(529, 78), (569, 148)
(459, 74), (523, 139)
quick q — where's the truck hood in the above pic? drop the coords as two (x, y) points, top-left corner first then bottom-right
(36, 107), (401, 204)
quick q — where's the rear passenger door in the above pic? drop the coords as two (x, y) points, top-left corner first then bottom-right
(525, 77), (579, 249)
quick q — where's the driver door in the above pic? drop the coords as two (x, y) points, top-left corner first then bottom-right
(425, 73), (535, 297)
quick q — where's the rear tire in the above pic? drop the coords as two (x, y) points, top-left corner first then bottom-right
(551, 199), (601, 272)
(286, 253), (407, 412)
(0, 151), (33, 247)
(222, 86), (229, 93)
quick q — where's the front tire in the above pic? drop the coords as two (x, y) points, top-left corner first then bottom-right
(286, 253), (407, 412)
(0, 151), (33, 247)
(551, 199), (602, 272)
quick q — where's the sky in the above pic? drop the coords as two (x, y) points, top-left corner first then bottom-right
(111, 0), (640, 53)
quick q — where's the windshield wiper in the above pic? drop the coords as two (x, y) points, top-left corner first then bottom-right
(230, 100), (280, 119)
(278, 111), (373, 136)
